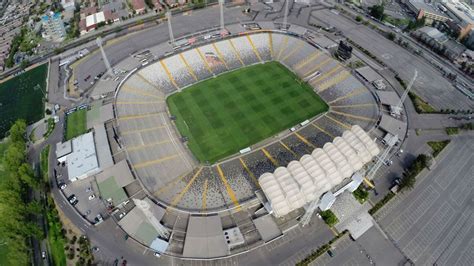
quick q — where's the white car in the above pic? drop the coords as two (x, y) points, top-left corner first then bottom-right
(154, 252), (161, 258)
(88, 194), (95, 200)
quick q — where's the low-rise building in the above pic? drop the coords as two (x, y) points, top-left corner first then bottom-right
(413, 26), (466, 60)
(131, 0), (146, 14)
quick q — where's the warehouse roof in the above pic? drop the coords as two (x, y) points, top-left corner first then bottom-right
(259, 125), (380, 217)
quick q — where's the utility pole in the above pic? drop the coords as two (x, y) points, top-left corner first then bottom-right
(96, 37), (113, 77)
(166, 11), (175, 47)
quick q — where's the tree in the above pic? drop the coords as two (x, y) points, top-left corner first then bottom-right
(20, 60), (30, 69)
(320, 210), (339, 226)
(355, 15), (363, 22)
(9, 120), (27, 143)
(369, 4), (385, 20)
(388, 32), (396, 41)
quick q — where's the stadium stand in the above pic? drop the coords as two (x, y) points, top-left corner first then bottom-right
(114, 32), (380, 213)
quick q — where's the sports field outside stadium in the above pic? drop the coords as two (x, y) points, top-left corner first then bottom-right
(167, 61), (328, 163)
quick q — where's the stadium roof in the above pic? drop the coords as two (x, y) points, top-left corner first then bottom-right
(379, 114), (406, 139)
(253, 215), (282, 242)
(66, 132), (100, 181)
(376, 90), (400, 106)
(183, 215), (228, 258)
(259, 125), (380, 217)
(355, 66), (382, 83)
(118, 198), (167, 249)
(93, 124), (114, 170)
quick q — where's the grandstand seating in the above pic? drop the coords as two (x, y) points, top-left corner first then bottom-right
(114, 32), (381, 213)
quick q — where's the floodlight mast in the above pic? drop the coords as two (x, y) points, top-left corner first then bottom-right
(300, 196), (320, 226)
(394, 70), (418, 114)
(283, 0), (290, 30)
(166, 11), (175, 47)
(219, 0), (225, 33)
(367, 70), (417, 181)
(96, 37), (114, 77)
(134, 199), (170, 239)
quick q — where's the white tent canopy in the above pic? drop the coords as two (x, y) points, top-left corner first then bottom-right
(259, 125), (380, 217)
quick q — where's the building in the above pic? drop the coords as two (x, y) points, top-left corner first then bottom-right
(465, 29), (474, 49)
(41, 12), (66, 42)
(56, 132), (100, 182)
(413, 26), (466, 60)
(403, 0), (450, 24)
(131, 0), (146, 14)
(443, 0), (474, 40)
(61, 0), (75, 12)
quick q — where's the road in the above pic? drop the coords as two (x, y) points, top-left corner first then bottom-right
(73, 5), (250, 92)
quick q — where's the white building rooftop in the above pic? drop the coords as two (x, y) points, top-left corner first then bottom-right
(67, 132), (100, 181)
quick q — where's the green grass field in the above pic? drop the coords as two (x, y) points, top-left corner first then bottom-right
(65, 109), (87, 140)
(167, 61), (328, 163)
(0, 64), (47, 138)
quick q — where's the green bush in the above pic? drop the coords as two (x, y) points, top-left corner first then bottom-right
(355, 15), (363, 22)
(369, 192), (395, 215)
(445, 127), (459, 135)
(352, 186), (369, 203)
(320, 210), (338, 227)
(427, 140), (450, 157)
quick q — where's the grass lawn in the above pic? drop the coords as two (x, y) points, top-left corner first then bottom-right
(46, 205), (67, 266)
(408, 92), (436, 113)
(65, 109), (87, 140)
(0, 63), (47, 138)
(427, 140), (450, 157)
(167, 61), (328, 163)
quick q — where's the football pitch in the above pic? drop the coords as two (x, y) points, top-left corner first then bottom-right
(167, 61), (328, 163)
(0, 64), (47, 138)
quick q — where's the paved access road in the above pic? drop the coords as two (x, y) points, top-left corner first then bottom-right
(374, 136), (474, 265)
(302, 8), (473, 110)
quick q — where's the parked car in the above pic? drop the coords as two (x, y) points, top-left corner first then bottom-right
(327, 249), (335, 257)
(153, 252), (161, 258)
(68, 195), (77, 204)
(88, 194), (95, 200)
(41, 251), (46, 259)
(58, 182), (67, 190)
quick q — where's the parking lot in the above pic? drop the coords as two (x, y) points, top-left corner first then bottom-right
(59, 174), (106, 224)
(374, 137), (474, 264)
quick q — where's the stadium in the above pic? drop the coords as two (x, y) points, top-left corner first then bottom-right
(113, 30), (381, 256)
